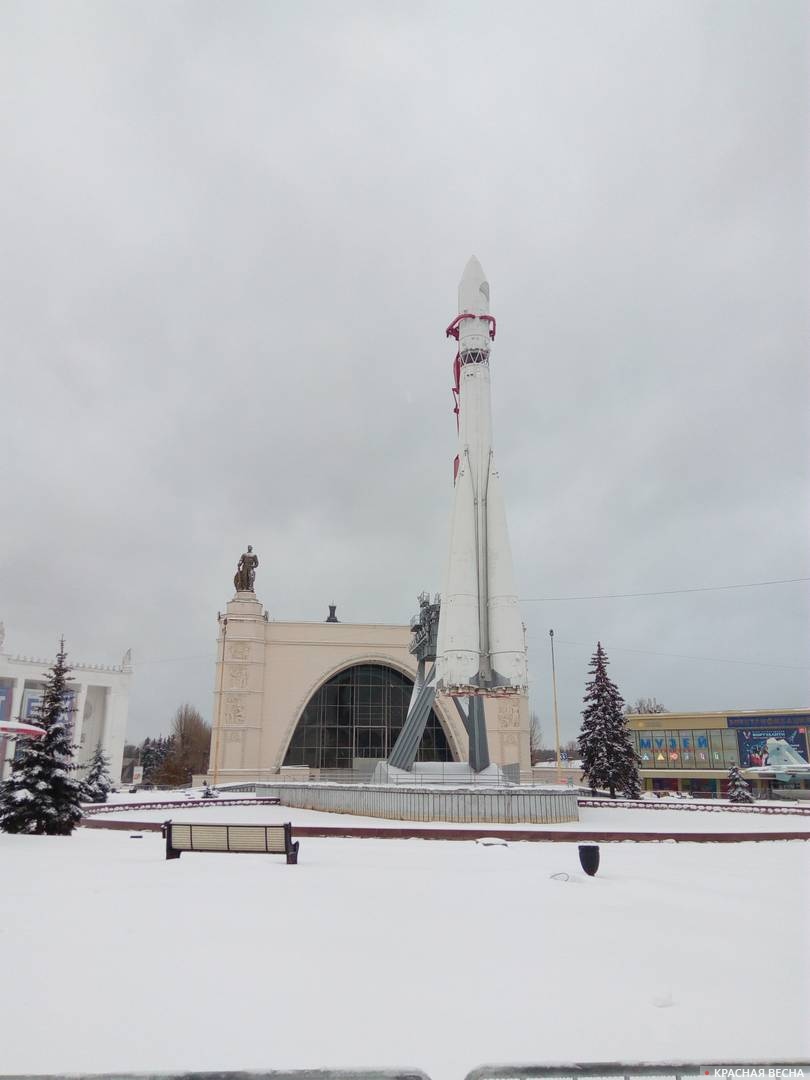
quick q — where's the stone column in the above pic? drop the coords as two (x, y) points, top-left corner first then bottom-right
(1, 679), (25, 781)
(209, 592), (268, 784)
(104, 683), (129, 784)
(71, 681), (89, 765)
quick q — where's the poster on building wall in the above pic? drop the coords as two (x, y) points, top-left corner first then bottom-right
(735, 726), (809, 767)
(19, 689), (76, 736)
(20, 689), (43, 721)
(0, 686), (12, 722)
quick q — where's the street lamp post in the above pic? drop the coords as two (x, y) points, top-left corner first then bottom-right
(550, 629), (562, 783)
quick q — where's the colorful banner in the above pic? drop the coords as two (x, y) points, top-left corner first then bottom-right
(736, 726), (809, 767)
(20, 689), (43, 721)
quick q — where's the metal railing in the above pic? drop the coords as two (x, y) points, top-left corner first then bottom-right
(577, 797), (810, 816)
(256, 781), (580, 824)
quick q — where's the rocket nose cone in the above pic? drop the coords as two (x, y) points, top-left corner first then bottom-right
(458, 255), (490, 314)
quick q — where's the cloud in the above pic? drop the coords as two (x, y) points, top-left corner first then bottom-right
(2, 0), (807, 743)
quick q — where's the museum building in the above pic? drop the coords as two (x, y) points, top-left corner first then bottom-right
(626, 708), (810, 797)
(205, 592), (531, 784)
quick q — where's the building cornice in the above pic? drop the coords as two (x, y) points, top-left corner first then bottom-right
(0, 653), (130, 675)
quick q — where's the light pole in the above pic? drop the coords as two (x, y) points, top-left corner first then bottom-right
(549, 629), (562, 782)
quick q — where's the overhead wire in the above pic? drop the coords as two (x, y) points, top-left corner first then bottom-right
(551, 638), (810, 671)
(521, 576), (810, 602)
(127, 576), (809, 672)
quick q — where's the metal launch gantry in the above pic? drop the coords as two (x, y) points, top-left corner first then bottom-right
(387, 592), (491, 773)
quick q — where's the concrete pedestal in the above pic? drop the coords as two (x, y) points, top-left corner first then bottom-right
(208, 591), (268, 784)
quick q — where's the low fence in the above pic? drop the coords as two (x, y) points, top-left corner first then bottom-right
(470, 1066), (810, 1080)
(578, 797), (810, 816)
(6, 1065), (810, 1080)
(82, 797), (280, 816)
(256, 782), (579, 824)
(80, 816), (810, 842)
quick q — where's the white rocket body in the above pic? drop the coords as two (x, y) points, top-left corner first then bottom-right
(435, 257), (528, 696)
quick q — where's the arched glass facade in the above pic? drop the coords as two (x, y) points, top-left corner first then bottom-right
(283, 663), (453, 769)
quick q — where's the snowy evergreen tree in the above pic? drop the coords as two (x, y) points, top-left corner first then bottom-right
(0, 641), (85, 835)
(139, 734), (174, 785)
(83, 741), (114, 803)
(728, 764), (754, 804)
(578, 641), (641, 799)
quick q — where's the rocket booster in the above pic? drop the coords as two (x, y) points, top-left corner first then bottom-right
(435, 257), (528, 697)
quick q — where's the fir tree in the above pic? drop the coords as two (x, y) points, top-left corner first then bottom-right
(83, 741), (114, 804)
(0, 640), (85, 835)
(578, 641), (641, 799)
(728, 764), (754, 804)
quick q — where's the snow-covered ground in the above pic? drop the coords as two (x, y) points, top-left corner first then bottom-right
(96, 800), (810, 832)
(0, 828), (807, 1079)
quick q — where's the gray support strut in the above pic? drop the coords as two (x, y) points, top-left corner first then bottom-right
(388, 664), (437, 771)
(467, 695), (490, 773)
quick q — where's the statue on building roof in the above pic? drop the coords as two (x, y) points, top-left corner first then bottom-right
(233, 545), (259, 593)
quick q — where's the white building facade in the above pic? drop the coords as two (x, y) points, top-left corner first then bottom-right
(0, 631), (132, 783)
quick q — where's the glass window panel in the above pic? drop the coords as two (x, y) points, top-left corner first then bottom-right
(283, 662), (453, 767)
(665, 732), (680, 767)
(693, 730), (710, 766)
(709, 729), (724, 765)
(637, 731), (654, 766)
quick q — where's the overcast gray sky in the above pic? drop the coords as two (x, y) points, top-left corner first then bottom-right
(2, 0), (808, 746)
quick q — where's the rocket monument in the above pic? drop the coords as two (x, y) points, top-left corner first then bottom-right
(388, 257), (528, 774)
(436, 256), (528, 701)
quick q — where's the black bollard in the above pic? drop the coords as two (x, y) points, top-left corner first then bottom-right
(578, 843), (600, 876)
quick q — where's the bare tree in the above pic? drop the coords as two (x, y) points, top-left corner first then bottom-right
(625, 697), (668, 715)
(155, 704), (211, 786)
(529, 711), (544, 764)
(561, 738), (580, 761)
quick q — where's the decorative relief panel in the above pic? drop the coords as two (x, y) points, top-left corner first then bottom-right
(501, 731), (519, 746)
(227, 642), (250, 661)
(223, 696), (246, 725)
(497, 699), (521, 729)
(228, 666), (248, 690)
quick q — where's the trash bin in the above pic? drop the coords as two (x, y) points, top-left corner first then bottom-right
(578, 843), (600, 876)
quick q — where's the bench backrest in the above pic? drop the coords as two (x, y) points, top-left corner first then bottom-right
(168, 822), (290, 853)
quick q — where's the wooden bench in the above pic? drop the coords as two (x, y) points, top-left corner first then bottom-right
(162, 820), (299, 864)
